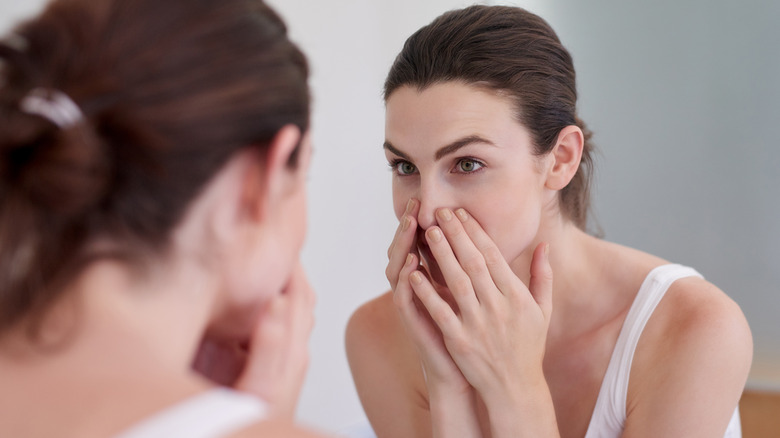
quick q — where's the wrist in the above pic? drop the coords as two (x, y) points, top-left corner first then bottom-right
(428, 385), (482, 438)
(483, 376), (559, 438)
(425, 374), (472, 400)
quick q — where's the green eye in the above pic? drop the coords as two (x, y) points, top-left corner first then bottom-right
(456, 159), (483, 173)
(395, 161), (417, 175)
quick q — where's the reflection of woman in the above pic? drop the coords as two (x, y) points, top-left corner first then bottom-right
(347, 5), (751, 437)
(0, 0), (328, 436)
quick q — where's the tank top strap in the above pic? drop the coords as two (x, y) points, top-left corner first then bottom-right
(113, 388), (268, 438)
(584, 264), (702, 437)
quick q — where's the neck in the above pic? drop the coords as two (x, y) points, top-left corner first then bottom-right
(0, 256), (219, 438)
(509, 216), (616, 334)
(0, 254), (218, 378)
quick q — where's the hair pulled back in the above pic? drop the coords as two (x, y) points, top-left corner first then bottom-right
(385, 5), (594, 229)
(0, 0), (310, 334)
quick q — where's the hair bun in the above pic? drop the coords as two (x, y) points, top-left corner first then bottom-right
(0, 107), (109, 218)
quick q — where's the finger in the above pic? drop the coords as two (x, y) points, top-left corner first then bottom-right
(392, 252), (419, 319)
(386, 199), (420, 289)
(454, 208), (520, 295)
(424, 220), (480, 318)
(529, 242), (554, 320)
(387, 198), (420, 259)
(284, 264), (316, 350)
(394, 254), (445, 337)
(433, 208), (500, 311)
(237, 295), (289, 392)
(408, 264), (461, 335)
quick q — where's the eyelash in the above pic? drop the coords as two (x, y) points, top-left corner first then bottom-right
(387, 157), (486, 176)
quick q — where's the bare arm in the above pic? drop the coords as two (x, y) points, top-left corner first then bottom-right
(347, 293), (431, 437)
(347, 292), (485, 438)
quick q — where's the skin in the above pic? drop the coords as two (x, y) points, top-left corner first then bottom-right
(0, 125), (329, 438)
(346, 82), (752, 438)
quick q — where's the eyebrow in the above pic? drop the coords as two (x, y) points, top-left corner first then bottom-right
(383, 135), (496, 161)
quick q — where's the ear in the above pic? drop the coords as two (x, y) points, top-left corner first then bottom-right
(242, 124), (304, 222)
(544, 125), (584, 191)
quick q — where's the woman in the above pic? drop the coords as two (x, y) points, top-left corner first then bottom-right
(0, 0), (329, 436)
(347, 5), (751, 437)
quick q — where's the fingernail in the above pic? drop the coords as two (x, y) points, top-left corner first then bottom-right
(455, 208), (468, 222)
(406, 198), (415, 213)
(437, 208), (452, 222)
(401, 215), (411, 231)
(405, 253), (414, 267)
(427, 227), (443, 242)
(410, 271), (423, 285)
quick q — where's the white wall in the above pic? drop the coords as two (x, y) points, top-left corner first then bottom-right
(2, 0), (778, 434)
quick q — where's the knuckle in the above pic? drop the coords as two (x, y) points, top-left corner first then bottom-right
(461, 254), (487, 276)
(483, 247), (504, 267)
(431, 306), (452, 324)
(450, 274), (473, 296)
(444, 221), (463, 237)
(447, 335), (472, 356)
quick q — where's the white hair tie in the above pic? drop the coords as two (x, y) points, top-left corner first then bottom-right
(20, 88), (84, 129)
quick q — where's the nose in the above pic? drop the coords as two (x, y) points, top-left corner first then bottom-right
(415, 179), (453, 230)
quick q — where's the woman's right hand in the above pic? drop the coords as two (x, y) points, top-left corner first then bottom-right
(387, 199), (466, 390)
(387, 199), (482, 437)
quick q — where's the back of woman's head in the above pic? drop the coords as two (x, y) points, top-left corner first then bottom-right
(385, 5), (594, 230)
(0, 0), (310, 334)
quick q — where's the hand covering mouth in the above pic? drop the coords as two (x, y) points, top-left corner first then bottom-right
(416, 231), (447, 288)
(415, 229), (461, 313)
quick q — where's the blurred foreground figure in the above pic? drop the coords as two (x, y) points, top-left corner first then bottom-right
(0, 0), (330, 437)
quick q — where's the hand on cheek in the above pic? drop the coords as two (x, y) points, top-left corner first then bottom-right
(192, 263), (315, 419)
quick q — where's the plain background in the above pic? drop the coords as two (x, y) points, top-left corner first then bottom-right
(1, 0), (777, 433)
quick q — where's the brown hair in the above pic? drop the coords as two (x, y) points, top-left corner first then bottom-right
(385, 5), (594, 229)
(0, 0), (309, 334)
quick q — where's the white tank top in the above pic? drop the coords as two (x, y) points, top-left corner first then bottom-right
(584, 264), (741, 437)
(113, 388), (268, 438)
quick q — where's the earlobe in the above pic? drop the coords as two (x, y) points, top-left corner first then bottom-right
(545, 125), (584, 191)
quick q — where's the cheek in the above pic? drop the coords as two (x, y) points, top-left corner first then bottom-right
(468, 191), (542, 262)
(392, 181), (410, 220)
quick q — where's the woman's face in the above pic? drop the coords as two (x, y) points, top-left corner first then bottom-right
(209, 131), (312, 341)
(385, 82), (555, 270)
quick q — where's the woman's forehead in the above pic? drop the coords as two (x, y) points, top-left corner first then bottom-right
(385, 83), (528, 156)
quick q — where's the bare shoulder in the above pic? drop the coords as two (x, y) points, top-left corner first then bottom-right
(229, 419), (331, 438)
(345, 290), (421, 383)
(346, 290), (400, 348)
(646, 275), (752, 363)
(626, 274), (752, 436)
(345, 291), (430, 436)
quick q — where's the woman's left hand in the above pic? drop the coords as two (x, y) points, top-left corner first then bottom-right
(409, 207), (554, 413)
